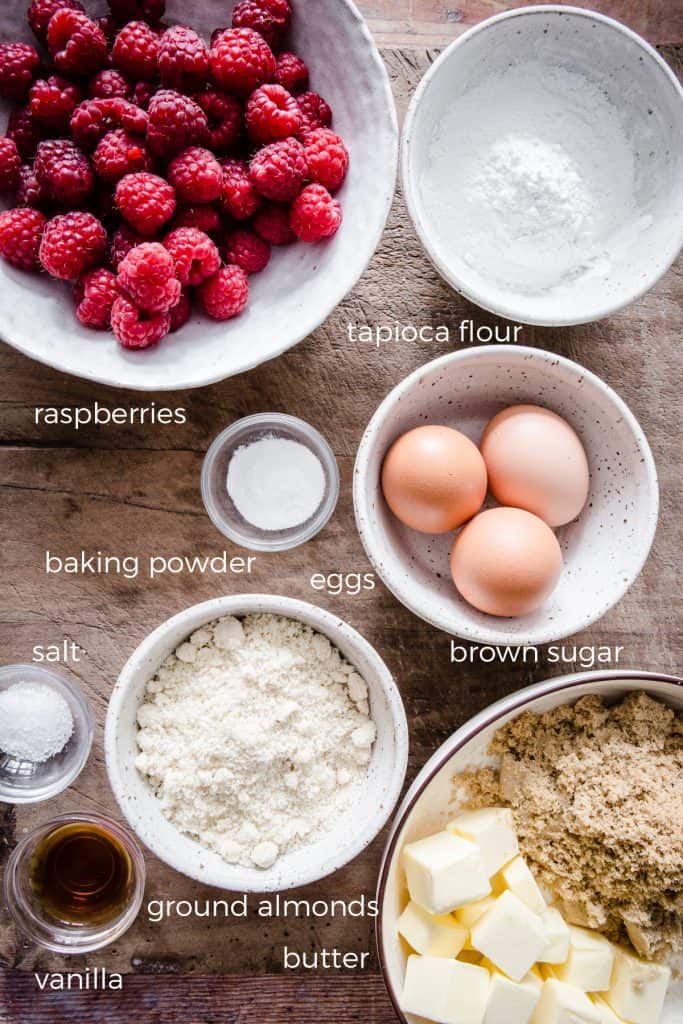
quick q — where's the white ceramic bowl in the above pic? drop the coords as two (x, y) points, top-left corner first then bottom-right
(354, 345), (658, 646)
(402, 6), (683, 325)
(105, 594), (408, 892)
(376, 670), (683, 1024)
(0, 0), (397, 390)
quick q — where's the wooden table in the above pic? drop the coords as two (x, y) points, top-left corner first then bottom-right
(1, 3), (681, 1021)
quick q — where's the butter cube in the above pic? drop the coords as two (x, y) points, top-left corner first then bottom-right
(456, 896), (497, 929)
(555, 926), (614, 992)
(401, 954), (490, 1024)
(448, 808), (519, 878)
(531, 979), (601, 1024)
(497, 857), (546, 913)
(483, 969), (541, 1024)
(539, 908), (571, 964)
(605, 947), (670, 1024)
(470, 890), (547, 982)
(398, 900), (468, 958)
(593, 996), (625, 1024)
(403, 831), (491, 915)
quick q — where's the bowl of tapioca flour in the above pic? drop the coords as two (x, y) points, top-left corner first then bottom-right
(402, 6), (683, 326)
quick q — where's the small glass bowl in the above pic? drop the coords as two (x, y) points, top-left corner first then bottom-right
(4, 813), (146, 954)
(201, 413), (340, 552)
(0, 664), (93, 804)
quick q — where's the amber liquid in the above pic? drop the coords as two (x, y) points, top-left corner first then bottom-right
(30, 822), (133, 926)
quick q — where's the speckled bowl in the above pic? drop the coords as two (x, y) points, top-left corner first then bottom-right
(354, 346), (659, 645)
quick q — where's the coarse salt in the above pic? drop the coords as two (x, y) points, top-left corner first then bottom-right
(0, 681), (73, 763)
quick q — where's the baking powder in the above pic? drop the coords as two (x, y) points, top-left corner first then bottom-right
(227, 435), (326, 532)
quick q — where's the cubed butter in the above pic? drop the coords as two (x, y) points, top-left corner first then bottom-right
(593, 996), (625, 1024)
(398, 900), (468, 958)
(456, 896), (497, 929)
(401, 954), (490, 1024)
(483, 968), (541, 1024)
(531, 979), (601, 1024)
(555, 926), (615, 993)
(539, 908), (571, 964)
(470, 890), (547, 982)
(403, 831), (491, 915)
(605, 947), (671, 1024)
(448, 807), (519, 878)
(497, 857), (546, 914)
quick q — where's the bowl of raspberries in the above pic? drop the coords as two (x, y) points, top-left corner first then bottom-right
(0, 0), (397, 389)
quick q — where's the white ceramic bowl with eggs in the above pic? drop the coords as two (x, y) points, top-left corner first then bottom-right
(376, 670), (683, 1024)
(402, 6), (683, 326)
(353, 345), (658, 646)
(105, 594), (409, 892)
(0, 0), (397, 390)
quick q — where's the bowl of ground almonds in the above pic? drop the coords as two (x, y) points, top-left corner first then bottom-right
(377, 670), (683, 1024)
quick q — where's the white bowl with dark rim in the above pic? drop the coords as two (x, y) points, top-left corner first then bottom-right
(376, 670), (683, 1024)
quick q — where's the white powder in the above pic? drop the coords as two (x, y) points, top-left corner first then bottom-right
(423, 61), (637, 293)
(227, 435), (326, 532)
(0, 682), (73, 763)
(135, 614), (377, 869)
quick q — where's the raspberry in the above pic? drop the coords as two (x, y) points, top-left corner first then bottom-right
(210, 28), (276, 96)
(30, 76), (82, 133)
(246, 84), (301, 144)
(290, 183), (341, 242)
(167, 146), (222, 204)
(108, 0), (165, 23)
(224, 227), (270, 274)
(170, 204), (222, 241)
(8, 107), (42, 161)
(169, 288), (190, 332)
(112, 21), (160, 81)
(89, 70), (132, 100)
(115, 171), (176, 234)
(273, 52), (309, 95)
(93, 129), (152, 184)
(39, 211), (107, 279)
(193, 89), (242, 155)
(70, 97), (148, 151)
(296, 91), (332, 134)
(0, 42), (41, 102)
(47, 9), (108, 78)
(146, 89), (208, 159)
(249, 136), (306, 201)
(117, 241), (180, 312)
(210, 28), (230, 47)
(111, 294), (170, 348)
(110, 223), (145, 269)
(0, 208), (46, 270)
(131, 80), (155, 109)
(219, 157), (262, 220)
(34, 139), (94, 209)
(231, 0), (292, 49)
(0, 138), (21, 193)
(28, 0), (84, 44)
(17, 164), (48, 208)
(252, 201), (294, 245)
(199, 264), (249, 320)
(158, 26), (209, 92)
(75, 267), (120, 329)
(163, 226), (220, 286)
(304, 128), (349, 192)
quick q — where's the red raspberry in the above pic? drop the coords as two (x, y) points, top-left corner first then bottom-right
(199, 264), (249, 320)
(131, 80), (155, 109)
(8, 107), (42, 161)
(89, 70), (132, 100)
(163, 226), (220, 286)
(246, 84), (301, 144)
(75, 267), (120, 329)
(273, 52), (308, 95)
(297, 91), (332, 135)
(249, 136), (306, 202)
(219, 157), (262, 220)
(111, 294), (170, 349)
(0, 138), (21, 193)
(158, 26), (209, 92)
(34, 139), (94, 209)
(112, 21), (160, 81)
(304, 128), (349, 192)
(110, 223), (146, 269)
(93, 129), (152, 184)
(193, 89), (242, 155)
(169, 288), (190, 332)
(40, 211), (107, 279)
(115, 171), (176, 234)
(28, 0), (84, 43)
(70, 97), (148, 151)
(17, 164), (48, 208)
(290, 183), (341, 242)
(0, 208), (46, 270)
(0, 42), (41, 102)
(210, 28), (276, 96)
(117, 241), (181, 312)
(224, 227), (270, 274)
(231, 0), (292, 50)
(108, 0), (165, 22)
(167, 146), (222, 204)
(170, 204), (223, 241)
(30, 76), (82, 133)
(252, 201), (294, 245)
(146, 89), (208, 159)
(48, 9), (108, 78)
(210, 28), (230, 47)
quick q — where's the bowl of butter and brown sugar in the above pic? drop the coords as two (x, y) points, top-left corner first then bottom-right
(377, 670), (683, 1024)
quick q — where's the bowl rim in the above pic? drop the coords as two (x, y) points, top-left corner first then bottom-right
(375, 668), (683, 1023)
(104, 593), (409, 892)
(401, 4), (683, 327)
(353, 344), (660, 646)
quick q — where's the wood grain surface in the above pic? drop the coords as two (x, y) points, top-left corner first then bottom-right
(1, 3), (682, 1022)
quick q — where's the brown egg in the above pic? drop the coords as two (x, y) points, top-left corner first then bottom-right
(450, 507), (563, 617)
(381, 425), (487, 534)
